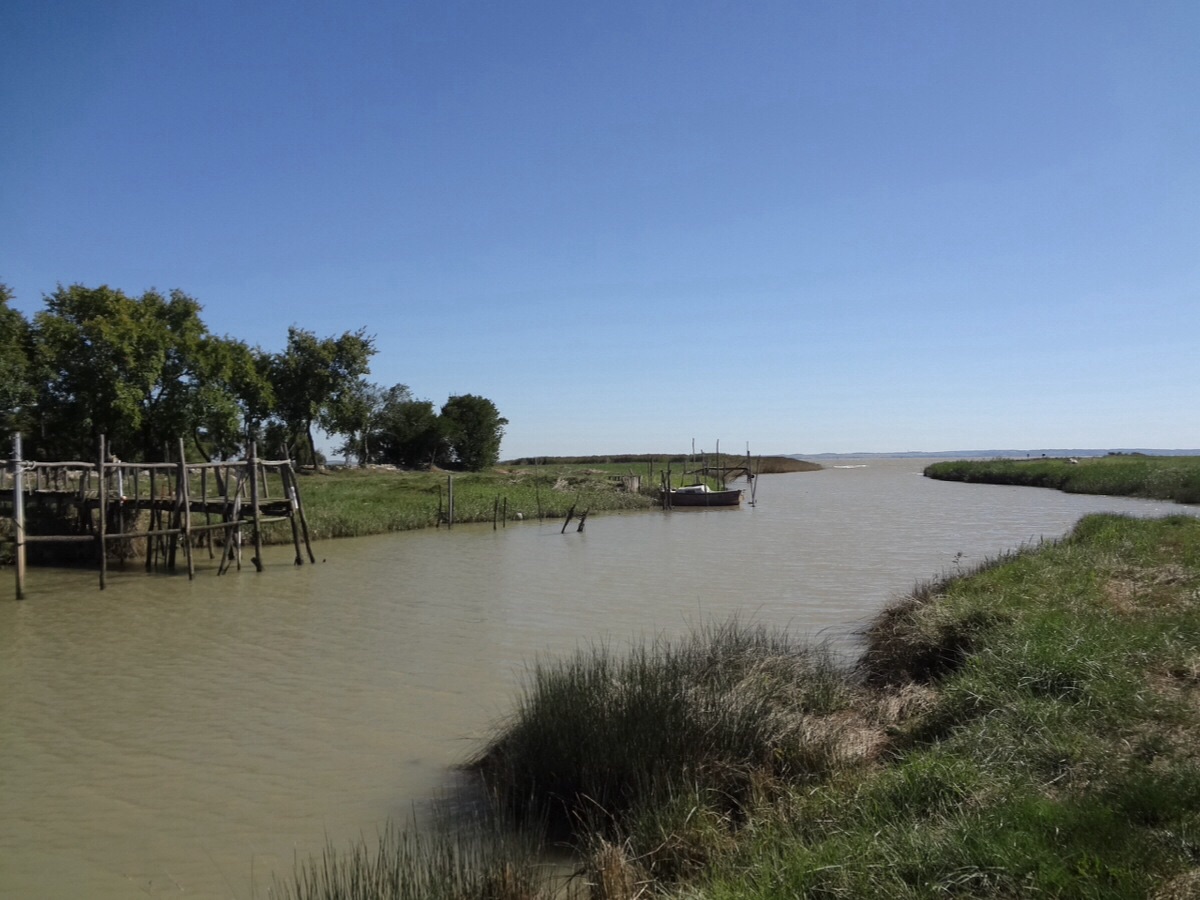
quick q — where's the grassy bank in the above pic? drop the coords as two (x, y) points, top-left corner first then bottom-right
(282, 512), (1200, 898)
(272, 454), (818, 541)
(925, 455), (1200, 504)
(1, 454), (816, 565)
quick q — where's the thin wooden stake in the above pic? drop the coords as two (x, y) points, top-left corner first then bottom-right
(12, 433), (26, 599)
(249, 441), (264, 572)
(289, 462), (316, 563)
(98, 435), (107, 590)
(179, 439), (194, 579)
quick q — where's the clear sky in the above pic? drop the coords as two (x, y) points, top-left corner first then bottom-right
(2, 1), (1197, 459)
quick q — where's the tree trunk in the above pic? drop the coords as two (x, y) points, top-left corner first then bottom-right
(305, 419), (322, 471)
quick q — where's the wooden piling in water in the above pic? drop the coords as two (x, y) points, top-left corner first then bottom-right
(249, 442), (264, 572)
(98, 436), (107, 590)
(12, 433), (26, 600)
(179, 439), (194, 579)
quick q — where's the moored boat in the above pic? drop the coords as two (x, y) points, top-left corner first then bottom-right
(667, 483), (742, 507)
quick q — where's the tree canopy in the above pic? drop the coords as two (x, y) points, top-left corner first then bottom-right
(270, 326), (376, 468)
(441, 394), (508, 471)
(0, 283), (34, 446)
(1, 282), (507, 469)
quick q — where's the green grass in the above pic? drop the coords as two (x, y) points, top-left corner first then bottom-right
(268, 455), (818, 542)
(277, 465), (659, 541)
(269, 817), (564, 900)
(700, 513), (1200, 898)
(924, 455), (1200, 504)
(468, 620), (858, 841)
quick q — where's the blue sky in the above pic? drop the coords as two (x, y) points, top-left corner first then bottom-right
(3, 1), (1197, 459)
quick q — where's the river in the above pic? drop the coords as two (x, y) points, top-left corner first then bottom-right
(0, 459), (1190, 898)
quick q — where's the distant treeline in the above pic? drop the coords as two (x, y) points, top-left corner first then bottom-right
(504, 453), (821, 473)
(0, 282), (506, 470)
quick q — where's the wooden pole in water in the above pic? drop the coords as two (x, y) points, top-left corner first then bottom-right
(534, 459), (543, 522)
(289, 461), (316, 563)
(146, 463), (156, 572)
(178, 439), (194, 579)
(447, 475), (454, 528)
(280, 464), (303, 565)
(201, 466), (213, 558)
(12, 433), (26, 599)
(561, 503), (576, 534)
(249, 441), (264, 572)
(165, 444), (179, 573)
(98, 435), (107, 590)
(493, 495), (499, 530)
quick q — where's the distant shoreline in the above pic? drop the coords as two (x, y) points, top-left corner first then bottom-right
(795, 448), (1200, 461)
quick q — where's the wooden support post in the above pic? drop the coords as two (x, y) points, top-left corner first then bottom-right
(577, 508), (589, 532)
(249, 441), (264, 572)
(447, 475), (454, 529)
(166, 445), (180, 573)
(146, 465), (156, 572)
(493, 495), (499, 530)
(534, 458), (543, 522)
(12, 433), (26, 599)
(281, 464), (304, 565)
(201, 466), (214, 557)
(288, 462), (316, 563)
(502, 496), (507, 528)
(178, 439), (194, 579)
(561, 503), (576, 534)
(98, 435), (107, 590)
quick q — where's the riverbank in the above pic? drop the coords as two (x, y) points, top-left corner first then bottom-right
(924, 454), (1200, 504)
(281, 512), (1200, 898)
(275, 454), (819, 541)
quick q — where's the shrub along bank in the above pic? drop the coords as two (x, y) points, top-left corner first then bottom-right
(282, 512), (1200, 899)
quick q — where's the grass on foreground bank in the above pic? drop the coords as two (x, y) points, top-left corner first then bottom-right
(268, 455), (818, 542)
(282, 512), (1200, 899)
(925, 454), (1200, 504)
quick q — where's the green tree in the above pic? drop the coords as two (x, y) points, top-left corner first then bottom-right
(191, 338), (276, 461)
(27, 284), (266, 462)
(324, 379), (383, 466)
(0, 283), (35, 448)
(270, 326), (375, 469)
(373, 385), (446, 469)
(440, 394), (507, 471)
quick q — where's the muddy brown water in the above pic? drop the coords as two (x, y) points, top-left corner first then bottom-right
(1, 459), (1190, 898)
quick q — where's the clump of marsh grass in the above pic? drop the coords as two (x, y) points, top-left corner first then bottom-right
(857, 547), (1033, 686)
(469, 619), (867, 841)
(271, 816), (562, 900)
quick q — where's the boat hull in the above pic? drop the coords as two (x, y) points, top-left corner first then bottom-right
(667, 488), (742, 507)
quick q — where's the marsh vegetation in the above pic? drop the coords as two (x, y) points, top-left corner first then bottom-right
(271, 454), (819, 540)
(925, 454), (1200, 504)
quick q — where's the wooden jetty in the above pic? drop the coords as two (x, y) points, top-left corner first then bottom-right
(2, 434), (316, 599)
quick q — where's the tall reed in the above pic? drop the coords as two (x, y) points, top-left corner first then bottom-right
(470, 620), (860, 838)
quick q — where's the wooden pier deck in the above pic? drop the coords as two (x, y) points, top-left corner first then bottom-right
(2, 434), (315, 599)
